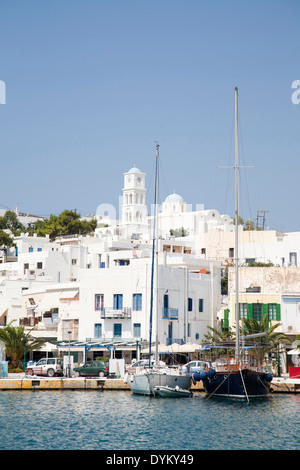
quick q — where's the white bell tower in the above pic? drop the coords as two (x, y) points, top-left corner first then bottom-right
(122, 165), (148, 237)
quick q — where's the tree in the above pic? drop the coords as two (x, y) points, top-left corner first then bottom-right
(170, 227), (189, 237)
(241, 313), (291, 360)
(202, 325), (236, 357)
(231, 215), (244, 226)
(0, 210), (25, 235)
(0, 229), (15, 248)
(244, 220), (255, 231)
(28, 209), (97, 240)
(0, 322), (46, 369)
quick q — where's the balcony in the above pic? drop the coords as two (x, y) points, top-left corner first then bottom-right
(166, 338), (184, 346)
(162, 308), (179, 320)
(100, 307), (131, 319)
(20, 317), (40, 327)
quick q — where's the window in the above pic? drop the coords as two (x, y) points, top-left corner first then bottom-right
(239, 303), (248, 319)
(229, 248), (234, 258)
(37, 262), (43, 269)
(113, 294), (123, 310)
(198, 299), (204, 313)
(133, 293), (142, 311)
(188, 298), (193, 312)
(164, 294), (169, 309)
(290, 252), (297, 266)
(95, 294), (104, 311)
(72, 259), (77, 265)
(253, 303), (263, 321)
(29, 246), (33, 253)
(133, 323), (141, 338)
(268, 304), (277, 320)
(114, 323), (122, 337)
(94, 324), (102, 338)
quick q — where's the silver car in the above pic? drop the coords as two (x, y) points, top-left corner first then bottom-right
(182, 360), (210, 375)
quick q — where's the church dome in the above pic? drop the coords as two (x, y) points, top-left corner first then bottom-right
(127, 165), (142, 173)
(164, 192), (184, 203)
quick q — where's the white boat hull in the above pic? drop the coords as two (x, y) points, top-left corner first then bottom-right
(129, 369), (191, 396)
(153, 385), (193, 398)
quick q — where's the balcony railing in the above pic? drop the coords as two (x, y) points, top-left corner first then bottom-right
(20, 317), (40, 327)
(166, 338), (184, 346)
(162, 308), (179, 320)
(101, 307), (131, 319)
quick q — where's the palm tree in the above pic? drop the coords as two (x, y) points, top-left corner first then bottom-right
(0, 321), (46, 369)
(203, 325), (235, 343)
(202, 325), (236, 358)
(241, 313), (291, 360)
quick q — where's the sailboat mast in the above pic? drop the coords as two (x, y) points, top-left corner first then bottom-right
(155, 143), (159, 366)
(234, 87), (240, 362)
(149, 143), (159, 367)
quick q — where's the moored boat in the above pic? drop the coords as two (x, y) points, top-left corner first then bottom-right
(153, 385), (193, 398)
(129, 364), (191, 396)
(129, 143), (191, 396)
(193, 352), (273, 399)
(193, 88), (273, 401)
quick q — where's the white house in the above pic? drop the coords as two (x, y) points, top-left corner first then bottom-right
(77, 245), (221, 362)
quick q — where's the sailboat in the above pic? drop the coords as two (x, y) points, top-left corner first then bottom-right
(194, 88), (272, 400)
(128, 143), (192, 395)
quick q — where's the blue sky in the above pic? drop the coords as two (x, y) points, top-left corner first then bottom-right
(0, 0), (299, 232)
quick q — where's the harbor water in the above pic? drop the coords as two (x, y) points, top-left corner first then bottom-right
(0, 390), (299, 450)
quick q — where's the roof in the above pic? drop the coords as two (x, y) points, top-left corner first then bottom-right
(127, 165), (142, 173)
(164, 191), (184, 203)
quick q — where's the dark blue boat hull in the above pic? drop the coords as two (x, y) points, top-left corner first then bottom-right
(202, 369), (271, 399)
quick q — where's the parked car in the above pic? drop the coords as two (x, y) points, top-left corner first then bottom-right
(181, 360), (210, 375)
(73, 360), (109, 377)
(26, 357), (63, 377)
(126, 358), (166, 374)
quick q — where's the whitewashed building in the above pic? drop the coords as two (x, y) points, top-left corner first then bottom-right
(78, 245), (221, 361)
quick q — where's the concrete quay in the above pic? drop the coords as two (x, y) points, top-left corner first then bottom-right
(0, 373), (299, 393)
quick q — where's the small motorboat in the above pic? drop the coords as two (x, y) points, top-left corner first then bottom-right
(153, 385), (193, 398)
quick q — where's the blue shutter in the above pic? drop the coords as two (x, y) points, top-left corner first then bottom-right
(94, 324), (102, 338)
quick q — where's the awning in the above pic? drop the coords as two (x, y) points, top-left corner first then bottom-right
(142, 343), (202, 354)
(287, 349), (300, 355)
(35, 291), (62, 314)
(35, 289), (79, 314)
(38, 341), (58, 352)
(59, 290), (79, 301)
(56, 339), (139, 352)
